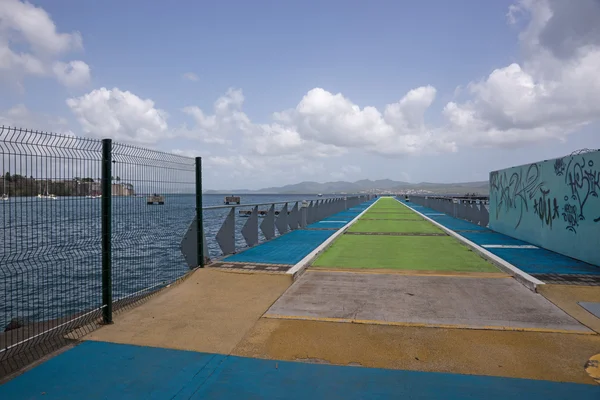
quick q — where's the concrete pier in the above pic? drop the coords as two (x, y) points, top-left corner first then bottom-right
(1, 197), (599, 399)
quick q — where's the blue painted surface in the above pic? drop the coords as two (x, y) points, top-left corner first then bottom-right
(459, 231), (532, 246)
(323, 211), (361, 220)
(224, 229), (335, 264)
(489, 151), (600, 267)
(426, 215), (490, 232)
(308, 221), (348, 229)
(411, 205), (491, 232)
(223, 199), (375, 264)
(403, 201), (600, 275)
(490, 248), (600, 275)
(579, 302), (600, 318)
(1, 342), (598, 399)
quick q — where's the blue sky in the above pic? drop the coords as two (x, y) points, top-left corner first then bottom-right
(1, 0), (599, 189)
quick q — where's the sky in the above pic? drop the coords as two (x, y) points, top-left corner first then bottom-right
(1, 0), (599, 190)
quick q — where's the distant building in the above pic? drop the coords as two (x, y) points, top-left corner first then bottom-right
(111, 183), (135, 196)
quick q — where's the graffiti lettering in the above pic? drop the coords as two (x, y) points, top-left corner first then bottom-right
(562, 156), (600, 228)
(490, 163), (545, 229)
(533, 189), (559, 228)
(562, 203), (579, 233)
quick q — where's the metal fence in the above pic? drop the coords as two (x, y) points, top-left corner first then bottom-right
(1, 126), (374, 378)
(0, 126), (196, 378)
(408, 195), (490, 226)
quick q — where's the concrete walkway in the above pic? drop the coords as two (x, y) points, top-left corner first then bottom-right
(265, 271), (591, 333)
(2, 197), (600, 398)
(262, 197), (594, 335)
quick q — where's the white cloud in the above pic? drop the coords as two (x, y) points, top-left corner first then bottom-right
(444, 0), (600, 147)
(182, 87), (455, 157)
(66, 88), (169, 144)
(275, 87), (456, 156)
(0, 0), (90, 88)
(0, 104), (74, 135)
(53, 60), (91, 88)
(182, 72), (199, 82)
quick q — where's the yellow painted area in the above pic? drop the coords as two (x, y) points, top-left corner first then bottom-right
(84, 269), (291, 354)
(538, 284), (600, 334)
(232, 318), (600, 384)
(585, 354), (600, 383)
(263, 313), (597, 335)
(308, 267), (511, 279)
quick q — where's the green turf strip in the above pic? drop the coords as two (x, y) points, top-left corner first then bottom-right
(348, 219), (443, 233)
(360, 214), (423, 221)
(368, 198), (403, 208)
(312, 235), (498, 272)
(361, 211), (420, 219)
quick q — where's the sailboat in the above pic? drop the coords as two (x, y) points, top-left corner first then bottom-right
(38, 180), (57, 200)
(1, 177), (8, 201)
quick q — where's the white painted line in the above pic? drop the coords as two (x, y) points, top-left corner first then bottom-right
(287, 198), (380, 280)
(482, 245), (538, 249)
(317, 221), (348, 223)
(394, 198), (544, 292)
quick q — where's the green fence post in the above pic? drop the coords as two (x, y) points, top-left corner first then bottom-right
(195, 157), (205, 267)
(101, 139), (113, 324)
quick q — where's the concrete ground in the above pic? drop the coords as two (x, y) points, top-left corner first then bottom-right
(265, 271), (591, 333)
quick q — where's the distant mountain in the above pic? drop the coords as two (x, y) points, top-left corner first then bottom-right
(204, 179), (489, 195)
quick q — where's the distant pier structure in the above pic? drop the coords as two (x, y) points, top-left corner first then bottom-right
(224, 196), (241, 205)
(147, 194), (165, 205)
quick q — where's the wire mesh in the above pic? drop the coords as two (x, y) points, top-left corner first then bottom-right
(109, 142), (195, 311)
(0, 127), (196, 378)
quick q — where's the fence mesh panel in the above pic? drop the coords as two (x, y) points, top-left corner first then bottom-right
(0, 126), (196, 378)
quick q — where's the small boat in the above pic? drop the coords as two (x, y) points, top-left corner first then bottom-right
(1, 193), (8, 201)
(317, 194), (323, 197)
(37, 194), (57, 200)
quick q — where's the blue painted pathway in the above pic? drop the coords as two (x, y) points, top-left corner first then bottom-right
(224, 200), (377, 265)
(401, 200), (600, 276)
(1, 341), (598, 399)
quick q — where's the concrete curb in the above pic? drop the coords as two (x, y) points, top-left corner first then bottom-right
(287, 197), (381, 280)
(394, 198), (544, 292)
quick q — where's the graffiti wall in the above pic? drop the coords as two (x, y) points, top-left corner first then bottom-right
(489, 150), (600, 267)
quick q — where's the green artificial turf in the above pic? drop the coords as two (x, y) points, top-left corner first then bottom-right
(360, 211), (423, 220)
(312, 235), (498, 272)
(368, 198), (404, 209)
(348, 219), (444, 233)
